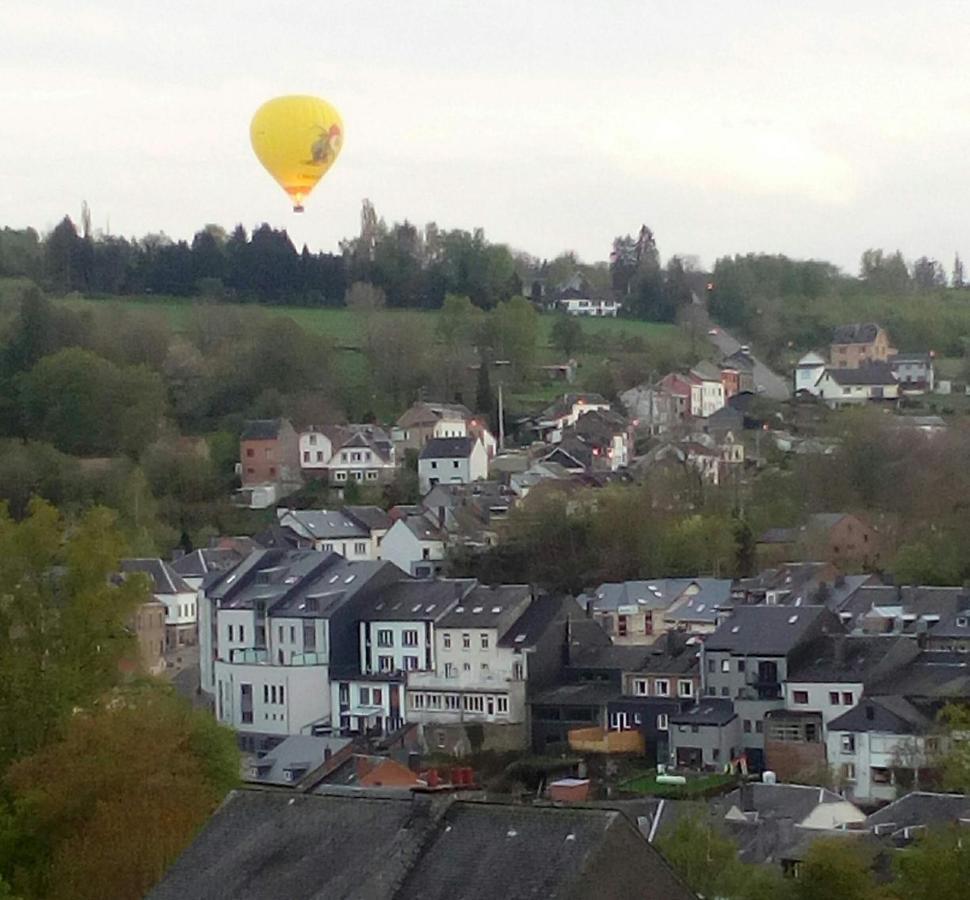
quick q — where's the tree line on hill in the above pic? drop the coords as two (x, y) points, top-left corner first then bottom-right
(709, 249), (970, 365)
(0, 204), (700, 323)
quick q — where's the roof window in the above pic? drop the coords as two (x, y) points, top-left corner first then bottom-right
(788, 614), (799, 624)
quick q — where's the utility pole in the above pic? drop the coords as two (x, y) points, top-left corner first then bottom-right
(498, 382), (505, 451)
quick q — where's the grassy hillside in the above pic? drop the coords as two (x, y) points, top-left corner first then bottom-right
(31, 289), (695, 419)
(55, 292), (680, 349)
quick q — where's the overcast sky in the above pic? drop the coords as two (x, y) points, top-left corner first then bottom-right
(4, 1), (969, 272)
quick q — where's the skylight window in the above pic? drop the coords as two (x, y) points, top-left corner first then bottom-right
(788, 614), (799, 624)
(454, 606), (465, 613)
(412, 604), (422, 612)
(514, 634), (526, 643)
(344, 575), (356, 584)
(731, 625), (740, 633)
(329, 575), (340, 584)
(472, 607), (483, 613)
(491, 607), (501, 614)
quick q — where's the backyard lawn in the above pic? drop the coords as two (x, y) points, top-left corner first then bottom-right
(619, 771), (735, 798)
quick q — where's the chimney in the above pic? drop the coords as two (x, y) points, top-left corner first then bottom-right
(740, 782), (755, 813)
(865, 703), (875, 721)
(585, 600), (593, 619)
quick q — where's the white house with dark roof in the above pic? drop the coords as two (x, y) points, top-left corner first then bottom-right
(170, 548), (244, 592)
(330, 579), (473, 737)
(794, 351), (827, 396)
(299, 424), (397, 485)
(199, 549), (397, 750)
(814, 363), (899, 407)
(580, 579), (730, 645)
(120, 558), (198, 649)
(417, 436), (488, 495)
(826, 696), (937, 805)
(889, 352), (935, 393)
(276, 506), (391, 560)
(380, 514), (447, 577)
(407, 585), (534, 752)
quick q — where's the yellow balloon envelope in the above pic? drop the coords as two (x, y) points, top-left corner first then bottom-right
(250, 95), (343, 212)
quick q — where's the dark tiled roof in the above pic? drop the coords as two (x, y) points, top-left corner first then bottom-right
(498, 595), (579, 649)
(438, 585), (531, 629)
(788, 635), (917, 683)
(704, 605), (839, 656)
(170, 548), (243, 580)
(832, 323), (881, 344)
(148, 791), (694, 900)
(353, 578), (473, 622)
(120, 558), (193, 595)
(828, 696), (931, 734)
(344, 506), (393, 532)
(870, 650), (970, 699)
(669, 699), (736, 726)
(419, 437), (473, 460)
(865, 791), (970, 831)
(824, 363), (896, 386)
(928, 609), (970, 638)
(241, 419), (285, 441)
(721, 783), (848, 823)
(396, 800), (694, 900)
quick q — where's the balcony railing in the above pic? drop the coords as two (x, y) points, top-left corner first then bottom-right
(226, 648), (328, 666)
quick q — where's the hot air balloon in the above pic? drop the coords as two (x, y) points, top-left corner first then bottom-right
(250, 95), (343, 212)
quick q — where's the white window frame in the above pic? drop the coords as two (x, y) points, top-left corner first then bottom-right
(678, 680), (694, 698)
(654, 679), (670, 697)
(657, 714), (669, 731)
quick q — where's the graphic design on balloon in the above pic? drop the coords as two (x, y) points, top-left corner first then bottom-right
(250, 95), (343, 212)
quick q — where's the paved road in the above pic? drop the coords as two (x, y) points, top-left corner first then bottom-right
(707, 326), (791, 401)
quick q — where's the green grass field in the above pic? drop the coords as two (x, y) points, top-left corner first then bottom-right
(54, 291), (681, 350)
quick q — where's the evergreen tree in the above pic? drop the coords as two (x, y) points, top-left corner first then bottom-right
(475, 355), (494, 430)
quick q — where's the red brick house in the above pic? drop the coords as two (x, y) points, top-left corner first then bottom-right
(238, 418), (301, 508)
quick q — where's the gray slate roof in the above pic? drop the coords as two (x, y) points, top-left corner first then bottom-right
(721, 783), (848, 825)
(241, 419), (285, 441)
(865, 791), (970, 831)
(355, 578), (474, 622)
(247, 736), (352, 786)
(704, 605), (839, 656)
(279, 509), (371, 541)
(823, 363), (896, 386)
(419, 437), (474, 460)
(832, 322), (882, 344)
(669, 698), (736, 726)
(870, 650), (970, 699)
(148, 791), (694, 900)
(497, 594), (579, 649)
(827, 695), (931, 734)
(170, 548), (243, 580)
(437, 584), (531, 630)
(120, 558), (194, 595)
(787, 635), (917, 683)
(928, 609), (970, 639)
